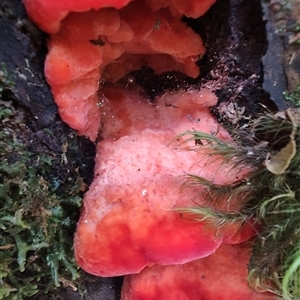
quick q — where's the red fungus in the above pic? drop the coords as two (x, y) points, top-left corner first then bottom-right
(121, 243), (277, 300)
(74, 87), (256, 276)
(172, 0), (217, 18)
(23, 0), (210, 140)
(22, 0), (263, 298)
(23, 0), (217, 34)
(22, 0), (135, 34)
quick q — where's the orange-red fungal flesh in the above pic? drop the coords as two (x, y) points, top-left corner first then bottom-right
(121, 243), (277, 300)
(74, 87), (256, 276)
(23, 0), (216, 140)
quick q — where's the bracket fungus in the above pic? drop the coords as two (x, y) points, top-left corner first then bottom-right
(24, 0), (211, 141)
(73, 87), (257, 276)
(122, 243), (277, 300)
(21, 0), (278, 299)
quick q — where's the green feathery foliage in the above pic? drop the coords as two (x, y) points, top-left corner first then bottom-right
(174, 107), (300, 299)
(0, 98), (82, 298)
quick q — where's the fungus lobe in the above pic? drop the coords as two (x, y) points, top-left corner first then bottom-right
(74, 87), (256, 276)
(121, 243), (277, 300)
(23, 0), (210, 141)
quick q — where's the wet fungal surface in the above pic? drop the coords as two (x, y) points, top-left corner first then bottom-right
(121, 242), (276, 300)
(0, 0), (290, 299)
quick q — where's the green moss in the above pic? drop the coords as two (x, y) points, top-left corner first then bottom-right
(0, 100), (82, 299)
(284, 85), (300, 107)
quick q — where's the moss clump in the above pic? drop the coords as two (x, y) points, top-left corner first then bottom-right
(174, 105), (300, 299)
(284, 85), (300, 107)
(0, 98), (82, 299)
